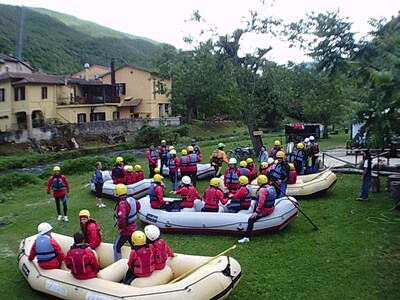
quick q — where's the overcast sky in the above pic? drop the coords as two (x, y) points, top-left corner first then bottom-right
(1, 0), (398, 64)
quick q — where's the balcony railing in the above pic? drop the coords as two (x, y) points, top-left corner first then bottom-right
(57, 96), (120, 105)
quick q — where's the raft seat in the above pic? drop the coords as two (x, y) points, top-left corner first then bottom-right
(131, 266), (173, 287)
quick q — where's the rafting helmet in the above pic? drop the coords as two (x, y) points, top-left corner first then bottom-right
(127, 165), (134, 172)
(289, 163), (295, 171)
(161, 140), (166, 144)
(153, 174), (162, 183)
(309, 136), (315, 141)
(38, 222), (53, 235)
(135, 164), (142, 171)
(79, 209), (90, 218)
(181, 176), (191, 185)
(115, 184), (127, 197)
(261, 162), (268, 169)
(53, 166), (61, 172)
(187, 145), (194, 152)
(217, 143), (225, 148)
(210, 178), (220, 187)
(115, 157), (123, 164)
(170, 149), (176, 155)
(246, 158), (253, 164)
(276, 151), (285, 159)
(229, 158), (237, 164)
(154, 167), (161, 174)
(274, 140), (281, 146)
(131, 231), (146, 246)
(297, 143), (304, 149)
(267, 157), (274, 165)
(239, 176), (249, 185)
(257, 175), (268, 186)
(144, 225), (160, 242)
(169, 145), (175, 151)
(182, 149), (187, 155)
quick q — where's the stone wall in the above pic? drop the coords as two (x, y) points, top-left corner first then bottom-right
(0, 117), (181, 144)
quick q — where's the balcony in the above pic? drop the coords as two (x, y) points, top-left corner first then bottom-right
(57, 95), (120, 106)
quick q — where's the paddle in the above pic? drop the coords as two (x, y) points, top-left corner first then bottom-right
(169, 245), (237, 284)
(274, 183), (319, 231)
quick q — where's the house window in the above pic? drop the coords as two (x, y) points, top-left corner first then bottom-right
(164, 103), (170, 114)
(14, 86), (25, 101)
(0, 88), (4, 102)
(113, 111), (119, 120)
(41, 86), (48, 99)
(116, 83), (126, 95)
(77, 113), (86, 123)
(90, 112), (106, 121)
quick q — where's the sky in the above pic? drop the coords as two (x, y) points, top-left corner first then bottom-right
(0, 0), (398, 64)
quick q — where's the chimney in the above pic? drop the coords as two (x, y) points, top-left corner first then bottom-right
(84, 63), (90, 81)
(111, 58), (116, 85)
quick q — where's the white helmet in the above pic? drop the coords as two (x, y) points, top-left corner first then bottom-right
(228, 158), (237, 164)
(38, 222), (53, 235)
(304, 138), (310, 143)
(170, 149), (176, 155)
(267, 157), (274, 165)
(144, 225), (160, 241)
(309, 136), (315, 141)
(181, 175), (191, 185)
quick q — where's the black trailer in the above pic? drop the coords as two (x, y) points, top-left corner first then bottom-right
(285, 123), (322, 143)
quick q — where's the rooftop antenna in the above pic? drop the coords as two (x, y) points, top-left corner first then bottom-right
(16, 6), (25, 60)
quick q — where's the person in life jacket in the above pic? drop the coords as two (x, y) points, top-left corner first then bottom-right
(65, 232), (99, 280)
(146, 144), (158, 179)
(92, 161), (106, 208)
(260, 162), (269, 176)
(144, 225), (174, 270)
(269, 140), (284, 160)
(238, 175), (277, 243)
(190, 138), (202, 158)
(123, 231), (155, 285)
(79, 210), (102, 250)
(113, 184), (141, 261)
(294, 142), (307, 175)
(167, 149), (180, 193)
(186, 145), (202, 187)
(125, 165), (136, 185)
(210, 143), (229, 177)
(179, 149), (189, 179)
(135, 165), (145, 182)
(175, 175), (202, 210)
(246, 158), (258, 182)
(239, 161), (249, 178)
(259, 145), (269, 168)
(271, 151), (290, 198)
(303, 138), (311, 174)
(308, 136), (319, 173)
(202, 178), (228, 212)
(166, 145), (175, 160)
(46, 166), (70, 221)
(223, 158), (243, 193)
(112, 157), (127, 185)
(158, 139), (169, 174)
(227, 176), (253, 213)
(28, 222), (65, 269)
(266, 157), (275, 182)
(149, 174), (171, 210)
(288, 163), (298, 184)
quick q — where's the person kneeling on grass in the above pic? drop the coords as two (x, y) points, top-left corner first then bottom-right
(145, 225), (175, 270)
(123, 231), (155, 285)
(238, 175), (276, 243)
(66, 232), (99, 280)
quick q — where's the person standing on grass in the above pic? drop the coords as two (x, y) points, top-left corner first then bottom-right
(146, 144), (158, 178)
(47, 165), (70, 221)
(356, 148), (372, 201)
(92, 161), (106, 208)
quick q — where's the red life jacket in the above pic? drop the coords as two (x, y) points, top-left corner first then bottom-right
(67, 245), (96, 277)
(130, 246), (154, 277)
(151, 239), (168, 270)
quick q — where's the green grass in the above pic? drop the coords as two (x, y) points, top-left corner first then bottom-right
(1, 129), (398, 299)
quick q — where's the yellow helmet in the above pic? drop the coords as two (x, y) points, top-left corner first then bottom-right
(239, 161), (247, 167)
(161, 139), (166, 144)
(274, 140), (281, 146)
(239, 176), (249, 185)
(246, 158), (253, 164)
(182, 149), (187, 155)
(115, 157), (123, 164)
(257, 175), (268, 185)
(187, 145), (194, 152)
(134, 164), (142, 171)
(53, 166), (61, 172)
(79, 209), (90, 218)
(153, 174), (162, 183)
(127, 165), (134, 172)
(131, 231), (146, 246)
(154, 167), (160, 174)
(289, 163), (295, 171)
(261, 162), (268, 169)
(168, 145), (174, 151)
(210, 178), (220, 187)
(297, 143), (304, 149)
(115, 184), (127, 196)
(276, 151), (285, 159)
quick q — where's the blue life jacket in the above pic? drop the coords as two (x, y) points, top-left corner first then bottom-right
(113, 166), (125, 178)
(126, 197), (138, 223)
(256, 185), (276, 208)
(272, 163), (289, 182)
(35, 235), (56, 262)
(52, 176), (66, 191)
(240, 167), (249, 176)
(226, 169), (239, 184)
(266, 185), (277, 201)
(260, 150), (268, 163)
(240, 185), (252, 203)
(187, 153), (198, 167)
(168, 157), (177, 169)
(149, 183), (157, 201)
(91, 170), (104, 184)
(295, 149), (305, 162)
(150, 149), (158, 161)
(180, 155), (188, 166)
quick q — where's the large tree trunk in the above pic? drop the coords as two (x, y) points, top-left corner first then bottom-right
(244, 110), (263, 155)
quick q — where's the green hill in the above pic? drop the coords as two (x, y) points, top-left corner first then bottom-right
(0, 4), (168, 74)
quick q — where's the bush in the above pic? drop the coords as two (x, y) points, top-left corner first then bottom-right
(136, 125), (162, 146)
(0, 173), (41, 192)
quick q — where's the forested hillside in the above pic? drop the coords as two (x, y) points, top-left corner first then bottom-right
(0, 4), (167, 74)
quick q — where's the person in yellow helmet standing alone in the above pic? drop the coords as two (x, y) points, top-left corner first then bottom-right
(46, 166), (70, 221)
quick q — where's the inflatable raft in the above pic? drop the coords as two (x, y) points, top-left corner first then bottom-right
(90, 170), (152, 199)
(249, 169), (337, 198)
(161, 163), (215, 179)
(18, 233), (241, 300)
(138, 196), (298, 235)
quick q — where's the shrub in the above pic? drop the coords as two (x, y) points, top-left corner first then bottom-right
(136, 125), (162, 145)
(0, 173), (40, 192)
